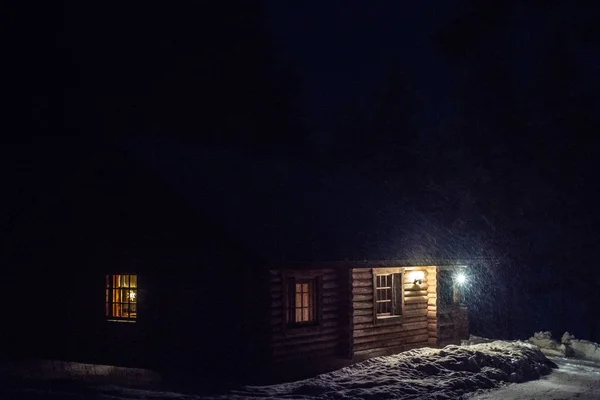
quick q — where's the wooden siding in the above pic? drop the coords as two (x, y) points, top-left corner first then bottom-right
(426, 266), (439, 347)
(268, 269), (348, 361)
(351, 267), (433, 359)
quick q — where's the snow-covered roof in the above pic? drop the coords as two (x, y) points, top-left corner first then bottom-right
(129, 139), (485, 264)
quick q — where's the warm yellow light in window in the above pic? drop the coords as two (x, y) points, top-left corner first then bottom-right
(106, 274), (138, 322)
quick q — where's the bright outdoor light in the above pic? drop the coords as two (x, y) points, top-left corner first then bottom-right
(455, 272), (467, 285)
(408, 270), (425, 285)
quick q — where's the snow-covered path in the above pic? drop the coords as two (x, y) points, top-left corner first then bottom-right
(468, 357), (600, 400)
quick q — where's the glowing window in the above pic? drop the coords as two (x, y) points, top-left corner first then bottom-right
(286, 278), (318, 326)
(375, 272), (402, 317)
(106, 274), (137, 322)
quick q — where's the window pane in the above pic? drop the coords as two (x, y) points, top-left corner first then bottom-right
(289, 278), (317, 325)
(106, 274), (137, 321)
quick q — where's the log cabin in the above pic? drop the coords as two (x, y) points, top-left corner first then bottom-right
(1, 140), (484, 383)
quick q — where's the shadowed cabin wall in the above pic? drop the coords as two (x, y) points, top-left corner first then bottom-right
(438, 305), (469, 346)
(350, 266), (436, 359)
(267, 268), (349, 362)
(437, 268), (470, 346)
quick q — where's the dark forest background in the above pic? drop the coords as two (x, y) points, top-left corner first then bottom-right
(2, 1), (600, 342)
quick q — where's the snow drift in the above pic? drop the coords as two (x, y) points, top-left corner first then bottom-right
(225, 341), (555, 400)
(529, 331), (600, 362)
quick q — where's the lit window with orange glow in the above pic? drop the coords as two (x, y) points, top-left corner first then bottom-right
(106, 274), (137, 322)
(286, 278), (319, 327)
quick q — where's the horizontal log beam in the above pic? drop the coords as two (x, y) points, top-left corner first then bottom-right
(272, 333), (340, 348)
(353, 279), (373, 288)
(353, 328), (428, 345)
(322, 281), (340, 290)
(352, 286), (373, 295)
(353, 301), (374, 310)
(354, 333), (429, 352)
(354, 308), (374, 316)
(322, 304), (341, 313)
(404, 284), (429, 291)
(404, 302), (427, 311)
(404, 290), (428, 297)
(352, 271), (372, 280)
(402, 309), (428, 318)
(405, 296), (428, 304)
(402, 315), (428, 324)
(353, 315), (374, 324)
(353, 341), (428, 359)
(353, 320), (428, 337)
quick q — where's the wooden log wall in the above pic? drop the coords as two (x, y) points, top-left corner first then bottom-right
(350, 267), (433, 359)
(426, 266), (439, 347)
(268, 269), (347, 361)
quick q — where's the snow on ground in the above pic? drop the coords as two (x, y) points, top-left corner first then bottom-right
(219, 341), (555, 400)
(467, 356), (600, 400)
(529, 331), (600, 361)
(5, 338), (600, 399)
(0, 358), (162, 387)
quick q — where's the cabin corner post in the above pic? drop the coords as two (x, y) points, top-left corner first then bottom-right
(426, 266), (439, 347)
(346, 268), (355, 359)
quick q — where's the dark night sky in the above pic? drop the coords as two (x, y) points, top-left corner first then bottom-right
(265, 1), (462, 140)
(2, 0), (600, 343)
(266, 1), (600, 143)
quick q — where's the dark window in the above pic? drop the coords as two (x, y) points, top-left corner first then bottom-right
(106, 274), (137, 322)
(286, 278), (318, 326)
(374, 272), (402, 317)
